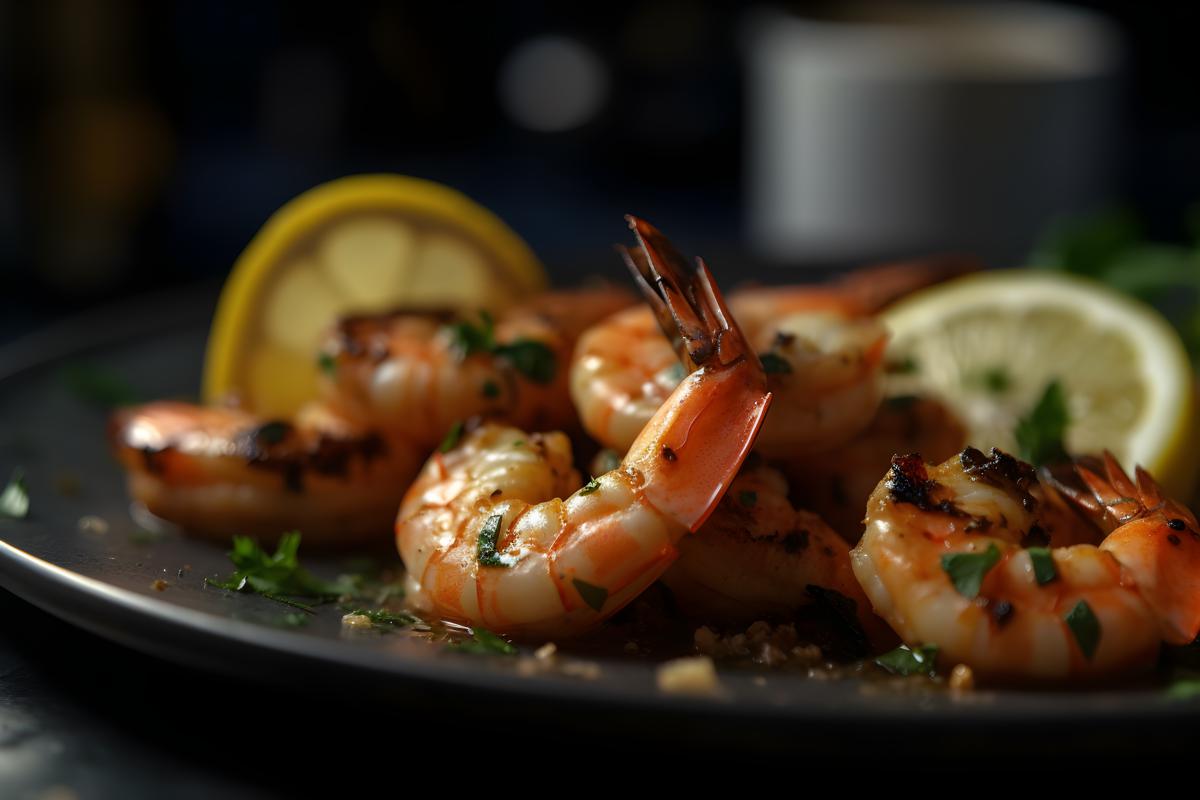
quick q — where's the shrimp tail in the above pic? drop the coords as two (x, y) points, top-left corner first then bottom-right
(1064, 450), (1198, 530)
(619, 215), (772, 532)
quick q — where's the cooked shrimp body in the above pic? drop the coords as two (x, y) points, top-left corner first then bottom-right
(320, 285), (633, 446)
(110, 287), (631, 544)
(852, 447), (1200, 681)
(571, 287), (886, 455)
(660, 461), (894, 649)
(110, 401), (422, 544)
(395, 217), (772, 638)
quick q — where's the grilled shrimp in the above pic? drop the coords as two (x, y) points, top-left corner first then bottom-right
(110, 287), (632, 545)
(395, 217), (772, 638)
(660, 461), (894, 648)
(571, 281), (886, 457)
(317, 286), (633, 442)
(852, 447), (1200, 681)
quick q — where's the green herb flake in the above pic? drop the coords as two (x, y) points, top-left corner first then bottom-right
(495, 340), (557, 384)
(62, 363), (140, 408)
(1064, 599), (1101, 660)
(205, 532), (353, 606)
(572, 578), (608, 612)
(1027, 546), (1057, 585)
(476, 513), (514, 567)
(511, 440), (525, 447)
(482, 379), (500, 398)
(738, 490), (757, 507)
(446, 311), (496, 357)
(1167, 677), (1200, 700)
(280, 612), (310, 628)
(0, 469), (29, 519)
(317, 352), (337, 376)
(447, 627), (518, 656)
(1015, 380), (1070, 467)
(969, 366), (1011, 394)
(255, 421), (290, 445)
(580, 477), (601, 496)
(759, 352), (793, 375)
(342, 607), (417, 627)
(940, 543), (1002, 599)
(885, 355), (920, 375)
(438, 420), (465, 453)
(875, 644), (939, 676)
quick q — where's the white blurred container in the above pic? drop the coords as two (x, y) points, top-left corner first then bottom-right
(745, 1), (1122, 266)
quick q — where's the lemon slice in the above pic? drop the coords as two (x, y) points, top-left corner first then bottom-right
(882, 270), (1197, 497)
(203, 175), (546, 417)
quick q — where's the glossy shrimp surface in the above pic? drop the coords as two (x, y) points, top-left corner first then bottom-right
(660, 461), (894, 649)
(319, 286), (633, 444)
(110, 288), (632, 545)
(395, 217), (772, 638)
(571, 281), (886, 457)
(852, 447), (1200, 681)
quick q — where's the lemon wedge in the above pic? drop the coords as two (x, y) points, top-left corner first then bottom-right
(882, 270), (1197, 497)
(202, 175), (546, 417)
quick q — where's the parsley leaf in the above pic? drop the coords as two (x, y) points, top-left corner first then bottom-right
(0, 469), (29, 519)
(205, 532), (353, 606)
(1015, 380), (1070, 467)
(343, 607), (418, 627)
(494, 340), (556, 384)
(572, 578), (608, 612)
(317, 352), (337, 376)
(447, 627), (517, 656)
(62, 363), (139, 408)
(476, 513), (514, 567)
(580, 477), (601, 496)
(885, 355), (920, 375)
(438, 420), (464, 453)
(445, 312), (557, 384)
(941, 543), (1001, 599)
(1065, 599), (1101, 660)
(875, 643), (939, 676)
(446, 311), (496, 356)
(1027, 546), (1057, 585)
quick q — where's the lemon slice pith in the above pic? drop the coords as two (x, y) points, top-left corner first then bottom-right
(202, 174), (546, 418)
(882, 270), (1197, 498)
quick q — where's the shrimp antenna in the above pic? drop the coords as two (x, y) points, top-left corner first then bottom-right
(619, 215), (752, 371)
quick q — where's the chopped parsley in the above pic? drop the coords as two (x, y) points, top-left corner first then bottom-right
(476, 513), (514, 567)
(1167, 676), (1200, 700)
(446, 311), (557, 384)
(738, 490), (757, 507)
(572, 578), (608, 612)
(447, 627), (518, 656)
(941, 543), (1001, 599)
(61, 363), (139, 408)
(885, 355), (920, 375)
(758, 352), (793, 375)
(1015, 380), (1070, 467)
(438, 420), (464, 453)
(255, 421), (290, 445)
(967, 366), (1011, 394)
(1064, 599), (1101, 659)
(0, 469), (29, 519)
(580, 477), (601, 496)
(317, 352), (337, 376)
(875, 643), (939, 676)
(205, 532), (353, 609)
(1027, 546), (1057, 585)
(342, 607), (418, 627)
(482, 379), (500, 398)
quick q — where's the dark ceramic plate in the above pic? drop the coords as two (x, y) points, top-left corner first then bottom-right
(0, 289), (1197, 743)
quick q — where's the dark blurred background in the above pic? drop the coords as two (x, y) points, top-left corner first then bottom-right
(0, 0), (1197, 342)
